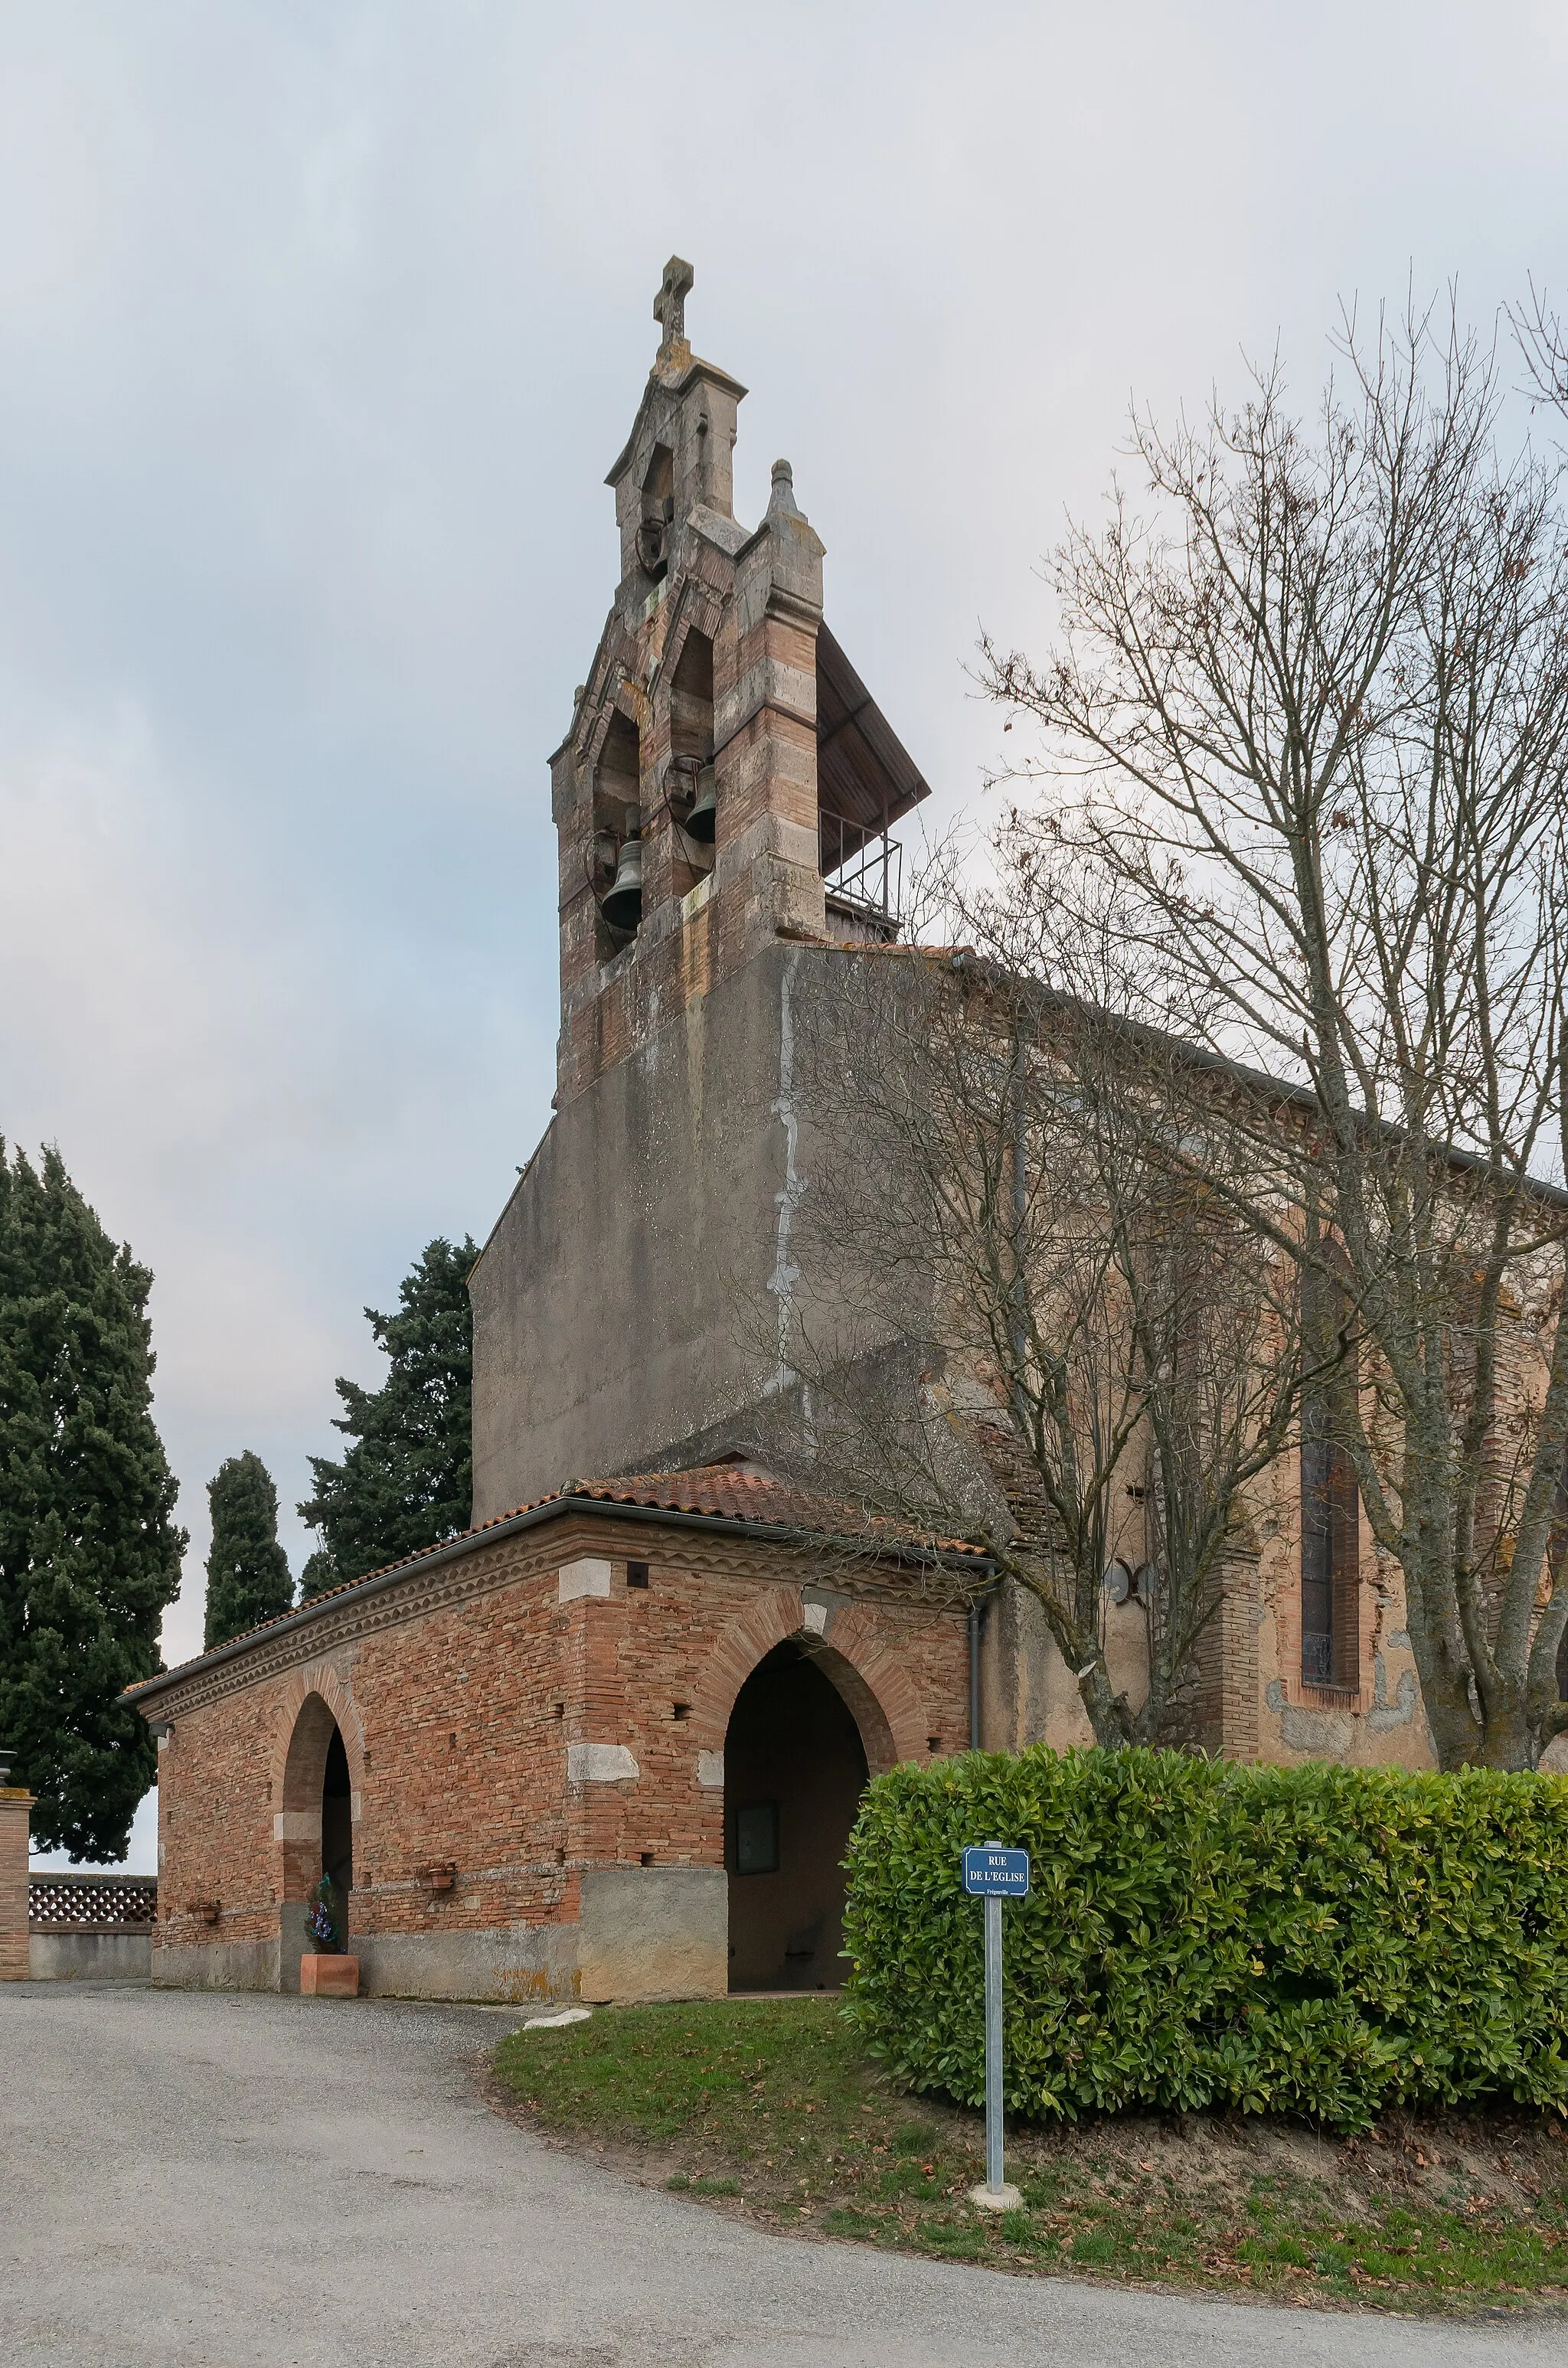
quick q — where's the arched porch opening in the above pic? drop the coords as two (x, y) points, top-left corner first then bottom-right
(724, 1640), (876, 1994)
(322, 1726), (353, 1907)
(279, 1691), (354, 1981)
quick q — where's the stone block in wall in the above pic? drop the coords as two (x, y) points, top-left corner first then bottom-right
(278, 1899), (312, 1994)
(558, 1558), (614, 1602)
(577, 1865), (727, 2004)
(567, 1743), (640, 1782)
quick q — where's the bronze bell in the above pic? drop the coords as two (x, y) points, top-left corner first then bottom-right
(601, 826), (643, 932)
(684, 764), (717, 844)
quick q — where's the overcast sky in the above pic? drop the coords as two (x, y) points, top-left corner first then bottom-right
(7, 2), (1563, 1866)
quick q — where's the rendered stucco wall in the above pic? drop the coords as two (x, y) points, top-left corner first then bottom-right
(29, 1932), (152, 1981)
(470, 942), (885, 1520)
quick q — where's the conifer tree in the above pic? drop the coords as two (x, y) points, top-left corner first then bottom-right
(298, 1547), (337, 1602)
(298, 1236), (476, 1586)
(0, 1142), (186, 1859)
(204, 1451), (293, 1648)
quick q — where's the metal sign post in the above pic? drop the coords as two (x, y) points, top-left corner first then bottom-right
(962, 1841), (1030, 2211)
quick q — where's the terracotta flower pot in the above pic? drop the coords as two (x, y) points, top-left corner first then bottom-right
(300, 1952), (359, 1997)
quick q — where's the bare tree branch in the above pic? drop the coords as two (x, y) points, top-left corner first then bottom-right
(977, 295), (1568, 1767)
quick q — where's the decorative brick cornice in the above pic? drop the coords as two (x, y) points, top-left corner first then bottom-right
(129, 1511), (969, 1725)
(142, 1536), (548, 1721)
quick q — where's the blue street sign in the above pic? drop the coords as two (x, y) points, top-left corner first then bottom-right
(962, 1844), (1031, 1897)
(964, 1841), (1031, 2207)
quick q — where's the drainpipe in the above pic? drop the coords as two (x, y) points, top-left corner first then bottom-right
(969, 1599), (982, 1751)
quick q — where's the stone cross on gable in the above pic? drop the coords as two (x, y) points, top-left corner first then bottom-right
(654, 256), (694, 353)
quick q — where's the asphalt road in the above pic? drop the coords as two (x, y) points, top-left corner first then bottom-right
(3, 1984), (1563, 2368)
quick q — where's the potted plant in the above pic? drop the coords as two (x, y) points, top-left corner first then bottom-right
(299, 1876), (359, 1997)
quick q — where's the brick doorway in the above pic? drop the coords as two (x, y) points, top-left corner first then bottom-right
(279, 1692), (354, 1990)
(724, 1641), (870, 1994)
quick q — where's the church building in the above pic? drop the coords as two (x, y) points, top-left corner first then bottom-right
(126, 263), (987, 2004)
(127, 263), (1452, 2005)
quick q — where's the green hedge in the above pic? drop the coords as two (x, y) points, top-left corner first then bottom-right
(841, 1747), (1568, 2130)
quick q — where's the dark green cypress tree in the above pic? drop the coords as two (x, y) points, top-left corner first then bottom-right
(298, 1236), (476, 1585)
(298, 1547), (338, 1602)
(204, 1451), (293, 1648)
(0, 1142), (186, 1860)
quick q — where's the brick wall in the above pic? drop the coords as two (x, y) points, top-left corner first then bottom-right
(0, 1790), (31, 1981)
(145, 1513), (969, 1997)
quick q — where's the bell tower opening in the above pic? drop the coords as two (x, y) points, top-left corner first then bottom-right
(667, 628), (716, 894)
(593, 709), (644, 952)
(636, 443), (675, 582)
(724, 1641), (869, 1994)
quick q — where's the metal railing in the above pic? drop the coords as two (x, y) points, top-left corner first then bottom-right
(821, 812), (903, 924)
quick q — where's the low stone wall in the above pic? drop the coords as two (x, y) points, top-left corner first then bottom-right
(352, 1924), (580, 2003)
(28, 1873), (157, 1984)
(30, 1930), (152, 1981)
(152, 1935), (277, 1991)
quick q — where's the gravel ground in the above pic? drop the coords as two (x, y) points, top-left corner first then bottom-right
(3, 1982), (1564, 2368)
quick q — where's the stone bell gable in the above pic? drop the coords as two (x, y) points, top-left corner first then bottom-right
(472, 262), (932, 1517)
(551, 258), (923, 1112)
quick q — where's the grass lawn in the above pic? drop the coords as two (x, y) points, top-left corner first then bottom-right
(492, 1997), (1568, 2314)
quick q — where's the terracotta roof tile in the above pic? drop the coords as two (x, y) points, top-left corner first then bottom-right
(566, 1463), (984, 1556)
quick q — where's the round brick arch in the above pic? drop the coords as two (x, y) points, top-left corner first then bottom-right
(691, 1588), (924, 1777)
(270, 1660), (366, 1903)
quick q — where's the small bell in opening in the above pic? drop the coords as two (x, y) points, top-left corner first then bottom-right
(601, 826), (643, 932)
(635, 518), (667, 576)
(684, 765), (717, 844)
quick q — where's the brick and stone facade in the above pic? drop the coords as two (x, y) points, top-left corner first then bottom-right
(128, 1473), (972, 2002)
(986, 1447), (1439, 1772)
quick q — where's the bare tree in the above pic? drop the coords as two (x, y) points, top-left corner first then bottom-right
(1510, 279), (1568, 426)
(777, 906), (1310, 1750)
(981, 299), (1568, 1768)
